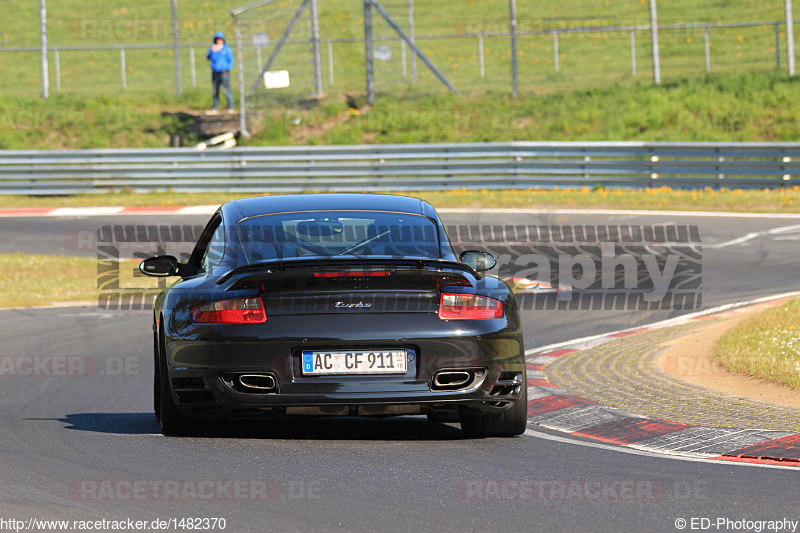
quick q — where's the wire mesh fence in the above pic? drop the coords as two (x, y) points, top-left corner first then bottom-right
(0, 1), (798, 104)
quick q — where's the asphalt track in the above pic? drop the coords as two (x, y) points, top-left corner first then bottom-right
(2, 210), (800, 532)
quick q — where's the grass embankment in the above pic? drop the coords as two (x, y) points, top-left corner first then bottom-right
(3, 71), (800, 149)
(2, 186), (800, 212)
(0, 253), (160, 308)
(715, 298), (800, 389)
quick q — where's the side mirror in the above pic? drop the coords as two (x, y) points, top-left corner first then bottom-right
(459, 251), (497, 272)
(139, 255), (181, 277)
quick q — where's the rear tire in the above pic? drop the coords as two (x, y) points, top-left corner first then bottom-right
(153, 326), (160, 421)
(157, 326), (196, 436)
(459, 384), (527, 438)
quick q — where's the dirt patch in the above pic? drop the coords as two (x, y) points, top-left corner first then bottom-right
(658, 309), (800, 408)
(291, 105), (369, 144)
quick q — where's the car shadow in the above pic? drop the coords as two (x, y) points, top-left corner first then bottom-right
(47, 412), (470, 441)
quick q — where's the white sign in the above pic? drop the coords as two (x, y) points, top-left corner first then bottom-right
(263, 70), (290, 89)
(374, 45), (392, 61)
(252, 33), (269, 46)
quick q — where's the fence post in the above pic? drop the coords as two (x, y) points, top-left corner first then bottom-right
(39, 0), (48, 99)
(630, 30), (636, 76)
(170, 0), (182, 95)
(310, 0), (323, 95)
(120, 49), (126, 90)
(649, 0), (661, 85)
(478, 32), (485, 79)
(787, 0), (796, 76)
(190, 48), (196, 87)
(364, 0), (375, 104)
(509, 0), (518, 96)
(327, 41), (334, 85)
(233, 17), (248, 137)
(54, 48), (60, 92)
(401, 40), (407, 79)
(775, 23), (781, 69)
(553, 31), (559, 72)
(408, 0), (417, 83)
(704, 27), (710, 72)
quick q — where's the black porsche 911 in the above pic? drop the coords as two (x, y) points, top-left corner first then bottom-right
(140, 194), (527, 437)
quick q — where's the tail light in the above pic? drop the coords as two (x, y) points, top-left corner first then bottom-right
(191, 297), (267, 324)
(438, 293), (503, 320)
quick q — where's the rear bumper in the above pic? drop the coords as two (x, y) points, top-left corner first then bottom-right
(164, 313), (525, 419)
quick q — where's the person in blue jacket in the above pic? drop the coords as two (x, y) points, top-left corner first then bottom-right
(206, 31), (234, 114)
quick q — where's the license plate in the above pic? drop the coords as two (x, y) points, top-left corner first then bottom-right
(301, 350), (407, 375)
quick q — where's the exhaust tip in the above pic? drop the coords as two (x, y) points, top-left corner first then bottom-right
(432, 370), (472, 389)
(237, 374), (277, 391)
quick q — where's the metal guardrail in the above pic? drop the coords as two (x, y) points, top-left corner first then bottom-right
(2, 142), (800, 195)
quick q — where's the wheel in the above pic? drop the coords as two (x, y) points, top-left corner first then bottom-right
(153, 325), (160, 421)
(156, 325), (196, 436)
(459, 384), (527, 438)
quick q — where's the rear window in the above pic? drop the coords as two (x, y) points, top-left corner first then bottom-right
(235, 210), (440, 263)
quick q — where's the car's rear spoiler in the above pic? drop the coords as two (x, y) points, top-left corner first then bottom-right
(216, 257), (480, 291)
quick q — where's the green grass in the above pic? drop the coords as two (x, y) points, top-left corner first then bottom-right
(3, 70), (800, 149)
(3, 186), (800, 212)
(715, 298), (800, 390)
(267, 71), (800, 145)
(0, 253), (161, 308)
(0, 90), (212, 149)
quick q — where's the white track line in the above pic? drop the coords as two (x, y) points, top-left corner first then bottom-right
(524, 290), (800, 356)
(437, 208), (800, 218)
(705, 223), (800, 249)
(523, 428), (800, 471)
